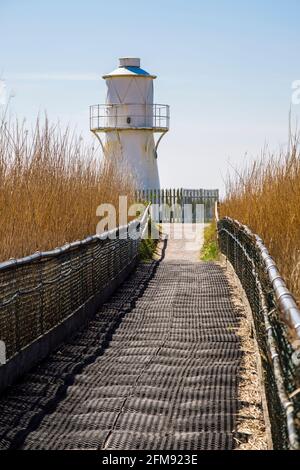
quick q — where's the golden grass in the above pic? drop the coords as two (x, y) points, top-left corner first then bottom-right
(0, 118), (136, 261)
(221, 137), (300, 302)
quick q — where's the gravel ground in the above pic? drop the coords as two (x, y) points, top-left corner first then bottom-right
(219, 256), (271, 450)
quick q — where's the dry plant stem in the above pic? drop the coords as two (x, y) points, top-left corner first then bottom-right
(219, 255), (270, 450)
(221, 138), (300, 303)
(0, 118), (136, 261)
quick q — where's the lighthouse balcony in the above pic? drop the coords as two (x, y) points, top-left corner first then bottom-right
(90, 104), (169, 132)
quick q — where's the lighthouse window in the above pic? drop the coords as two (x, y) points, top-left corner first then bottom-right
(127, 117), (131, 124)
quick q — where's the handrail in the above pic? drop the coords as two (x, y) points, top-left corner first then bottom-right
(219, 216), (300, 342)
(217, 215), (300, 449)
(0, 205), (150, 364)
(0, 205), (150, 273)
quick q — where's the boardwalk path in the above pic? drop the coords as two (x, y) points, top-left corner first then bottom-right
(0, 225), (242, 450)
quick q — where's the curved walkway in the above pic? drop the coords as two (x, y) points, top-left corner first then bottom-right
(0, 229), (242, 450)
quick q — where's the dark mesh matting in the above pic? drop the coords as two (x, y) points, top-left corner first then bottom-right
(0, 258), (242, 450)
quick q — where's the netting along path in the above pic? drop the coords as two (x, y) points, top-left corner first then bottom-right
(0, 241), (243, 450)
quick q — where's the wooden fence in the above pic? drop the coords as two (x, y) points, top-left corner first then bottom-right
(136, 188), (219, 223)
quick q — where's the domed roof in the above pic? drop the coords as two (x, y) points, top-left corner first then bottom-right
(102, 57), (156, 79)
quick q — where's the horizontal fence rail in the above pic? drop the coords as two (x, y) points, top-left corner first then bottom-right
(217, 215), (300, 450)
(0, 208), (149, 365)
(136, 188), (219, 223)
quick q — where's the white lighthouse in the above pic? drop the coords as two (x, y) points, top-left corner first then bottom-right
(90, 58), (169, 189)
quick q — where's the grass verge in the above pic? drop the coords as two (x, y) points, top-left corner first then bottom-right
(200, 222), (219, 261)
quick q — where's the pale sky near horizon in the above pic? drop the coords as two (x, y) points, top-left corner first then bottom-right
(1, 0), (300, 194)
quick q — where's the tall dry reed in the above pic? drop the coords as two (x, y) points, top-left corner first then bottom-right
(221, 137), (300, 302)
(0, 118), (136, 261)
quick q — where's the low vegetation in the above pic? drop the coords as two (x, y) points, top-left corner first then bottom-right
(139, 220), (160, 261)
(200, 221), (219, 261)
(221, 138), (300, 302)
(0, 117), (136, 261)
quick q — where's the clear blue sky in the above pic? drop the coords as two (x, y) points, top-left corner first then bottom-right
(1, 0), (300, 193)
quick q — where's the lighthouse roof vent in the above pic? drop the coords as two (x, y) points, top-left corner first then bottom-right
(102, 57), (157, 79)
(119, 57), (140, 67)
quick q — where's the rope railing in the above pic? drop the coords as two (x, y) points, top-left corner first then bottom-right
(0, 206), (150, 365)
(217, 211), (300, 449)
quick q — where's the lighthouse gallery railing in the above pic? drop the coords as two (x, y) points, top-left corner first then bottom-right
(90, 103), (169, 132)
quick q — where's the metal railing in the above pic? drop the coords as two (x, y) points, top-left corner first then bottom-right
(0, 208), (149, 363)
(90, 103), (170, 132)
(217, 214), (300, 449)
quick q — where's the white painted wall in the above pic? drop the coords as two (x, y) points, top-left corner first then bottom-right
(103, 58), (160, 189)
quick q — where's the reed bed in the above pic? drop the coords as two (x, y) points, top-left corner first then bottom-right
(221, 137), (300, 302)
(0, 118), (136, 262)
